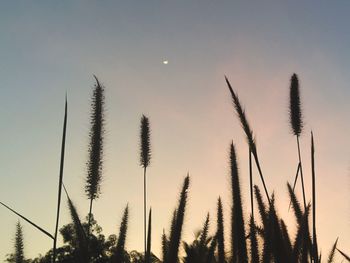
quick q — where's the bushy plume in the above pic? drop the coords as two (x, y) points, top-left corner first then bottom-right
(216, 197), (225, 263)
(287, 183), (303, 224)
(67, 198), (88, 262)
(229, 143), (248, 263)
(140, 114), (151, 255)
(289, 73), (303, 136)
(85, 75), (105, 201)
(145, 208), (152, 263)
(327, 238), (338, 263)
(113, 205), (129, 263)
(167, 175), (190, 263)
(292, 204), (311, 263)
(225, 76), (270, 203)
(162, 230), (169, 262)
(268, 196), (290, 263)
(280, 219), (292, 257)
(140, 115), (151, 168)
(225, 77), (255, 152)
(14, 221), (25, 263)
(254, 185), (268, 227)
(198, 213), (210, 256)
(206, 236), (217, 263)
(249, 216), (259, 263)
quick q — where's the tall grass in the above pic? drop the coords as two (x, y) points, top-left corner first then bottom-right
(85, 76), (105, 237)
(216, 197), (225, 263)
(140, 114), (151, 256)
(113, 205), (129, 263)
(166, 175), (190, 263)
(225, 76), (271, 204)
(52, 96), (68, 263)
(14, 221), (25, 263)
(3, 74), (350, 263)
(289, 73), (307, 210)
(229, 143), (248, 262)
(145, 208), (152, 263)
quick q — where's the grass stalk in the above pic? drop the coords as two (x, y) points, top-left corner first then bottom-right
(0, 201), (53, 239)
(311, 132), (319, 263)
(52, 96), (67, 263)
(140, 115), (151, 256)
(145, 208), (152, 263)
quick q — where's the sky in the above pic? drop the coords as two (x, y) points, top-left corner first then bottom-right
(0, 0), (349, 261)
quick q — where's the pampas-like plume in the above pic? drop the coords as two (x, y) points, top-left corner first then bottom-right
(162, 229), (169, 262)
(140, 115), (151, 168)
(145, 208), (152, 263)
(254, 185), (268, 227)
(229, 143), (248, 263)
(216, 197), (225, 263)
(198, 213), (210, 257)
(140, 114), (151, 256)
(167, 175), (190, 263)
(85, 76), (105, 236)
(14, 221), (25, 263)
(287, 183), (303, 223)
(327, 238), (338, 263)
(280, 219), (292, 257)
(225, 76), (270, 204)
(67, 198), (88, 263)
(113, 205), (129, 263)
(292, 204), (311, 263)
(86, 75), (105, 200)
(53, 96), (68, 263)
(289, 73), (307, 210)
(289, 74), (303, 136)
(206, 236), (217, 263)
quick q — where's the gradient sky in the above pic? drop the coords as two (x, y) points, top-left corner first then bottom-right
(1, 1), (349, 261)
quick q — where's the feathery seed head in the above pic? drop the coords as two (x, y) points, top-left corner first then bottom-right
(289, 73), (303, 136)
(225, 77), (256, 153)
(140, 115), (151, 168)
(85, 76), (105, 201)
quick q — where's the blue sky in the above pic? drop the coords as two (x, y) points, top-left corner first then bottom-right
(0, 1), (349, 260)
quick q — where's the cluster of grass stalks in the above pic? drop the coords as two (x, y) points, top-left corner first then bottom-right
(2, 75), (349, 263)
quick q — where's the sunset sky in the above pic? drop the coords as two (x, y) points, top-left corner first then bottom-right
(0, 1), (349, 260)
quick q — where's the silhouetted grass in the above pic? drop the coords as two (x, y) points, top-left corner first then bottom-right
(289, 73), (307, 210)
(140, 114), (151, 256)
(3, 74), (350, 263)
(225, 76), (271, 204)
(229, 143), (248, 262)
(166, 175), (190, 263)
(53, 96), (68, 263)
(216, 197), (225, 263)
(86, 76), (105, 236)
(113, 205), (129, 263)
(145, 208), (152, 263)
(327, 238), (338, 263)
